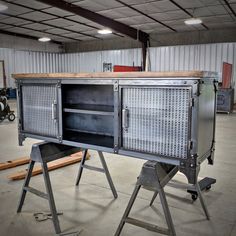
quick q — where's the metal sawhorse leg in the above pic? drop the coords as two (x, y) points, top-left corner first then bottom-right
(150, 177), (215, 220)
(17, 142), (81, 235)
(76, 149), (118, 199)
(115, 161), (178, 236)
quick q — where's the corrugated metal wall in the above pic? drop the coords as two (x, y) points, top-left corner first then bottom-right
(60, 49), (142, 73)
(0, 48), (61, 87)
(14, 51), (61, 74)
(0, 42), (235, 89)
(150, 43), (236, 82)
(60, 43), (236, 84)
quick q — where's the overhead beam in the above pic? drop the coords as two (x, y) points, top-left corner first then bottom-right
(169, 0), (209, 30)
(223, 0), (236, 17)
(115, 0), (176, 32)
(0, 29), (62, 44)
(36, 0), (149, 43)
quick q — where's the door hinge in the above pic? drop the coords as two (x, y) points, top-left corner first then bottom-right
(114, 80), (118, 91)
(190, 98), (194, 107)
(189, 140), (193, 150)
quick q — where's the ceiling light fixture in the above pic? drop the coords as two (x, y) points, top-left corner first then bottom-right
(98, 29), (112, 35)
(38, 37), (51, 42)
(184, 18), (202, 25)
(0, 2), (8, 11)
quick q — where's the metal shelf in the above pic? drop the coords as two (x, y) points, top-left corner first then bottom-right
(63, 104), (114, 116)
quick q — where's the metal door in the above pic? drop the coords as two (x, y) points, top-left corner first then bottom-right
(121, 86), (191, 159)
(21, 84), (59, 138)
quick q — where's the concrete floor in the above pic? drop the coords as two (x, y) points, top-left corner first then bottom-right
(0, 100), (236, 236)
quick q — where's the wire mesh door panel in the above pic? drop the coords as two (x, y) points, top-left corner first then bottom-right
(21, 84), (58, 137)
(121, 87), (191, 159)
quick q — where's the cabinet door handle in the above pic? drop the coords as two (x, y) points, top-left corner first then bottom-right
(51, 100), (57, 121)
(122, 108), (129, 129)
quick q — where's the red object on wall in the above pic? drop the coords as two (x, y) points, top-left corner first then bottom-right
(113, 65), (142, 72)
(222, 62), (232, 89)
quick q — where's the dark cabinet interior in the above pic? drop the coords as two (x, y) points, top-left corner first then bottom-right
(62, 84), (114, 147)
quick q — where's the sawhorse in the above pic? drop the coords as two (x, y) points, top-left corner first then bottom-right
(17, 142), (81, 234)
(17, 143), (117, 234)
(115, 161), (178, 236)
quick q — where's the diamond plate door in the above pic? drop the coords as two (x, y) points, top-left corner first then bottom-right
(121, 87), (191, 159)
(21, 84), (59, 138)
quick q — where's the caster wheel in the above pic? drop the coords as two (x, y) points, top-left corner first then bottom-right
(206, 185), (211, 191)
(8, 113), (15, 122)
(0, 116), (5, 122)
(192, 194), (198, 201)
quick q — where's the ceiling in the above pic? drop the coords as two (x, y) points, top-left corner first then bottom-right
(0, 0), (235, 43)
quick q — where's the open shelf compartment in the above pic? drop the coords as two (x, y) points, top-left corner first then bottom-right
(62, 84), (114, 148)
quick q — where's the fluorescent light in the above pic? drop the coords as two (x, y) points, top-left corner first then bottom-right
(38, 37), (51, 42)
(98, 29), (112, 35)
(0, 2), (8, 11)
(184, 18), (202, 25)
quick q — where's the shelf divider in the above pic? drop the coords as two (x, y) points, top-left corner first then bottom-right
(63, 108), (114, 116)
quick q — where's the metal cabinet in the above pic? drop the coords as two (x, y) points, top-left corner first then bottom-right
(217, 88), (234, 113)
(14, 72), (218, 184)
(18, 82), (61, 143)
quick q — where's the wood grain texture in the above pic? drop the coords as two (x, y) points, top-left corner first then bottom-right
(12, 71), (218, 79)
(0, 157), (30, 171)
(8, 151), (90, 181)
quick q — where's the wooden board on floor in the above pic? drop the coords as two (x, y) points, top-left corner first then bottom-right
(8, 152), (90, 181)
(0, 157), (30, 171)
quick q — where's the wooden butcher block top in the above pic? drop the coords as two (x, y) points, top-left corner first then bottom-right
(13, 71), (218, 80)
